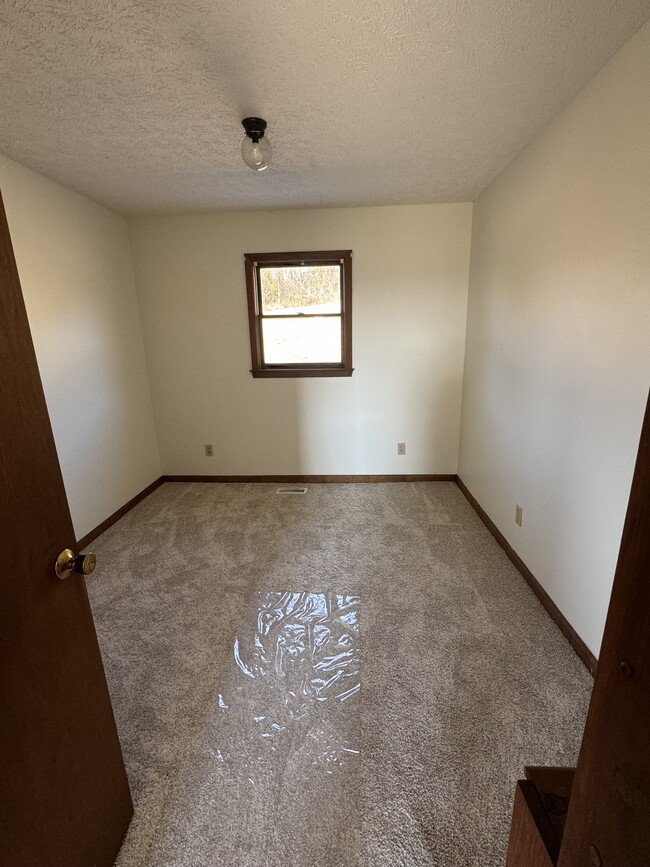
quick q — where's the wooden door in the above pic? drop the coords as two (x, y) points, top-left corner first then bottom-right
(557, 390), (650, 865)
(505, 391), (650, 865)
(0, 191), (132, 865)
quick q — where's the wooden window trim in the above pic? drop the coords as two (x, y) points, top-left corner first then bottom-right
(244, 250), (353, 378)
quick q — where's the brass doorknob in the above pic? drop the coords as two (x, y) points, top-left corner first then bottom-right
(55, 549), (97, 580)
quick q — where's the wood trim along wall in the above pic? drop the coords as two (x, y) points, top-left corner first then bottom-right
(75, 471), (596, 678)
(455, 475), (597, 676)
(162, 474), (457, 483)
(74, 474), (454, 547)
(76, 477), (164, 551)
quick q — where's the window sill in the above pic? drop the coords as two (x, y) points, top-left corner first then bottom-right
(251, 367), (354, 378)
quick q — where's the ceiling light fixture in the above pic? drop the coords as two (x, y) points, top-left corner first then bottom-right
(241, 117), (272, 172)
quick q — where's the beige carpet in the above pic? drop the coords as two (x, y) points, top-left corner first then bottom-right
(85, 482), (592, 866)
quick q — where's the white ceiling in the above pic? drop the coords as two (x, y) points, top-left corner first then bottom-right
(1, 1), (648, 215)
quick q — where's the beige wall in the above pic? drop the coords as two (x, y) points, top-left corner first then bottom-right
(0, 154), (161, 540)
(459, 22), (650, 656)
(5, 21), (647, 659)
(129, 204), (473, 475)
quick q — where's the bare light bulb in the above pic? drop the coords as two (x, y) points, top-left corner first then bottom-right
(241, 117), (272, 171)
(241, 134), (272, 171)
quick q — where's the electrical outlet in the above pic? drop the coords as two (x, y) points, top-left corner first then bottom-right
(515, 504), (523, 526)
(397, 442), (406, 456)
(205, 444), (214, 457)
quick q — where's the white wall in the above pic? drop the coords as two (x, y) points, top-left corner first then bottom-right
(0, 154), (161, 540)
(459, 22), (650, 657)
(130, 204), (473, 476)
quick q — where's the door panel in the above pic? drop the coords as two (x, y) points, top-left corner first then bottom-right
(0, 190), (132, 865)
(558, 392), (650, 864)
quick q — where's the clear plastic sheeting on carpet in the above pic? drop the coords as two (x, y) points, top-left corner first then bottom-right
(215, 592), (360, 779)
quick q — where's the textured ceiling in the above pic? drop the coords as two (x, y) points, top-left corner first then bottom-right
(1, 0), (648, 214)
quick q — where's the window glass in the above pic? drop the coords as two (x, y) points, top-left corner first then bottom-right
(259, 265), (341, 315)
(262, 316), (342, 364)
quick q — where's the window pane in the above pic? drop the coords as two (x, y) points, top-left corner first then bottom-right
(262, 316), (342, 364)
(259, 265), (341, 315)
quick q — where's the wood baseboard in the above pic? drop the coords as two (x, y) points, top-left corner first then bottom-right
(76, 477), (164, 550)
(455, 476), (597, 676)
(77, 472), (596, 677)
(75, 475), (454, 547)
(162, 474), (457, 483)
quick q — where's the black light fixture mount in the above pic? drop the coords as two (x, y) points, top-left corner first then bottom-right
(241, 117), (272, 171)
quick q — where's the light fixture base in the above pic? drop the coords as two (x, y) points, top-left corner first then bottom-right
(242, 117), (267, 144)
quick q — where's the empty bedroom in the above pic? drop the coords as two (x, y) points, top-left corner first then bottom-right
(1, 2), (649, 866)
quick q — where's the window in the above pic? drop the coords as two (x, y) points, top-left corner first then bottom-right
(244, 250), (353, 378)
